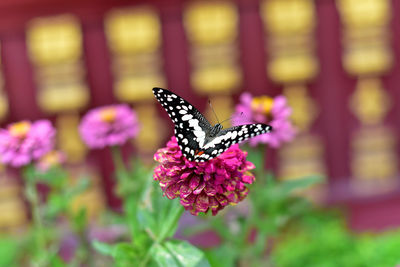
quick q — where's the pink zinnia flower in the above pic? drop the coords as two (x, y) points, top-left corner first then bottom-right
(154, 136), (256, 216)
(0, 120), (56, 167)
(232, 92), (296, 148)
(79, 104), (139, 148)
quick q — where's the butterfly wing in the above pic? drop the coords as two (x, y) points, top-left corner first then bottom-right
(153, 87), (212, 161)
(194, 124), (272, 162)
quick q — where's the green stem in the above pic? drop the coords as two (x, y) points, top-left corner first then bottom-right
(239, 144), (269, 264)
(111, 146), (128, 174)
(24, 165), (47, 265)
(111, 146), (131, 198)
(252, 229), (269, 258)
(139, 206), (184, 267)
(77, 229), (93, 267)
(158, 205), (185, 242)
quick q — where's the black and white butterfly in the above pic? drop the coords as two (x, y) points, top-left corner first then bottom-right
(153, 87), (272, 162)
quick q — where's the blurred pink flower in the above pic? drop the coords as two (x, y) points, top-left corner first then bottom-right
(88, 224), (127, 243)
(0, 120), (56, 167)
(79, 104), (139, 148)
(154, 136), (256, 216)
(36, 150), (66, 172)
(232, 93), (296, 148)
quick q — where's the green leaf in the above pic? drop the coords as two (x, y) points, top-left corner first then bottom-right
(72, 207), (88, 232)
(44, 176), (91, 220)
(164, 240), (211, 267)
(66, 177), (91, 199)
(133, 178), (184, 241)
(150, 240), (210, 267)
(92, 240), (115, 256)
(204, 245), (237, 267)
(93, 241), (141, 266)
(158, 199), (184, 240)
(134, 181), (159, 237)
(113, 243), (140, 264)
(0, 237), (19, 267)
(151, 244), (180, 267)
(34, 166), (69, 187)
(49, 255), (67, 267)
(45, 194), (67, 218)
(279, 175), (324, 195)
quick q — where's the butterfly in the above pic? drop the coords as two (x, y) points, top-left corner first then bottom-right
(153, 87), (272, 162)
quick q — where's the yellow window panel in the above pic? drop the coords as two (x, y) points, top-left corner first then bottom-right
(56, 114), (88, 163)
(0, 44), (8, 122)
(352, 149), (397, 180)
(350, 126), (398, 194)
(105, 7), (161, 54)
(350, 78), (391, 125)
(352, 127), (395, 153)
(268, 54), (318, 83)
(284, 85), (318, 132)
(112, 53), (163, 76)
(184, 1), (238, 45)
(279, 134), (324, 159)
(343, 43), (392, 75)
(0, 176), (27, 231)
(114, 74), (166, 102)
(261, 0), (315, 35)
(0, 92), (8, 122)
(35, 62), (85, 82)
(0, 200), (27, 229)
(191, 44), (239, 67)
(337, 0), (390, 28)
(37, 84), (90, 113)
(278, 134), (326, 203)
(27, 14), (82, 65)
(191, 65), (241, 94)
(133, 104), (165, 154)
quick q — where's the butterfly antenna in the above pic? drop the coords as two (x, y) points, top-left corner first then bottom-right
(208, 99), (220, 124)
(220, 112), (243, 126)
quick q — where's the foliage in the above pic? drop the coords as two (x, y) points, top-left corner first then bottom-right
(184, 145), (325, 267)
(271, 213), (400, 267)
(93, 151), (210, 267)
(4, 165), (92, 266)
(3, 131), (400, 267)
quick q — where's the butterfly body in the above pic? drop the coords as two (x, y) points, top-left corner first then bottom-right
(153, 87), (272, 162)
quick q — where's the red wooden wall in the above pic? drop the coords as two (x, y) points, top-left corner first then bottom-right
(0, 0), (399, 230)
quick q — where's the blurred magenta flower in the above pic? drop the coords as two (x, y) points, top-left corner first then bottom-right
(154, 136), (256, 216)
(36, 150), (66, 172)
(232, 93), (296, 148)
(79, 104), (139, 148)
(0, 120), (56, 167)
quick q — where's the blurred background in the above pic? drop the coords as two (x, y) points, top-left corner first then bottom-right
(0, 0), (399, 241)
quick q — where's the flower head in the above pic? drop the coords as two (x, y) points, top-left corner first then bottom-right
(79, 104), (139, 148)
(0, 120), (56, 167)
(36, 150), (66, 172)
(233, 92), (296, 148)
(154, 136), (256, 216)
